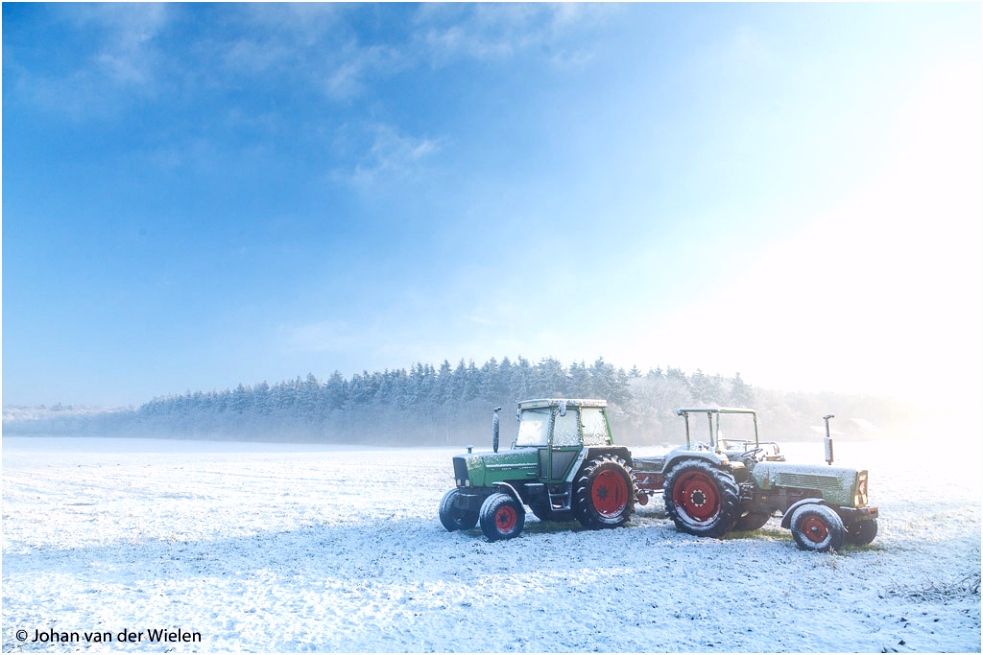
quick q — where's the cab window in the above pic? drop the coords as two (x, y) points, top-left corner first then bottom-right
(581, 408), (610, 446)
(552, 409), (580, 446)
(515, 408), (550, 447)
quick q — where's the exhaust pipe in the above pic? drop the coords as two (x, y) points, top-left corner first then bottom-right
(492, 407), (502, 453)
(823, 414), (835, 465)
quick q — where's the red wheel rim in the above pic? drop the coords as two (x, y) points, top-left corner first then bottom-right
(802, 516), (829, 543)
(495, 505), (517, 532)
(673, 471), (721, 523)
(592, 470), (629, 517)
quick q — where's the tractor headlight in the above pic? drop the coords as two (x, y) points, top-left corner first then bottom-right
(855, 471), (869, 507)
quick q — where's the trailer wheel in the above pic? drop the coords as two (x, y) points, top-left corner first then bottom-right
(664, 460), (740, 538)
(479, 493), (525, 541)
(790, 504), (845, 552)
(439, 489), (479, 532)
(845, 519), (878, 546)
(733, 511), (772, 532)
(574, 455), (636, 529)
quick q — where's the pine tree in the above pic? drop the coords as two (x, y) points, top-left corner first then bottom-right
(326, 371), (348, 411)
(537, 357), (567, 397)
(729, 372), (754, 407)
(511, 356), (533, 400)
(434, 360), (454, 404)
(568, 361), (591, 397)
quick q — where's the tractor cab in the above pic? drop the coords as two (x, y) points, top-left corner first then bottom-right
(441, 398), (637, 541)
(512, 398), (620, 484)
(513, 399), (614, 447)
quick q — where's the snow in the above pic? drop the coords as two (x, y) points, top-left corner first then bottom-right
(2, 436), (980, 652)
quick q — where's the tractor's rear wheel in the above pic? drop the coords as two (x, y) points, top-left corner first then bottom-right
(479, 493), (525, 541)
(845, 518), (878, 546)
(663, 460), (740, 538)
(790, 504), (845, 552)
(439, 488), (478, 532)
(574, 455), (636, 529)
(733, 511), (772, 532)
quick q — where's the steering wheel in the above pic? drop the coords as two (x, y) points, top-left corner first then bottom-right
(743, 447), (763, 462)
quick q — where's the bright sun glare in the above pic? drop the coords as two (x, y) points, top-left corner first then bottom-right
(633, 60), (982, 415)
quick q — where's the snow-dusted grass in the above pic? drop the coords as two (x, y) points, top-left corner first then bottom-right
(2, 436), (980, 652)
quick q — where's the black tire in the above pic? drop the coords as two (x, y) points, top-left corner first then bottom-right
(790, 504), (846, 552)
(574, 454), (637, 529)
(663, 460), (740, 538)
(439, 488), (478, 532)
(479, 493), (525, 541)
(733, 511), (772, 532)
(845, 518), (878, 546)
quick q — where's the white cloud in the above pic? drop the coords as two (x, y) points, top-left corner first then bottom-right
(320, 44), (404, 100)
(235, 2), (344, 45)
(217, 6), (406, 102)
(18, 4), (172, 117)
(334, 123), (442, 188)
(413, 3), (606, 67)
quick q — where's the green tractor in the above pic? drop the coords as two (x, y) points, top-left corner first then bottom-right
(633, 407), (879, 552)
(439, 398), (637, 541)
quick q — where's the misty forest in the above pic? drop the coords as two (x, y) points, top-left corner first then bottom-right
(2, 356), (919, 446)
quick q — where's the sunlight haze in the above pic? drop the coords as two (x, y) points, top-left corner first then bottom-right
(3, 3), (980, 414)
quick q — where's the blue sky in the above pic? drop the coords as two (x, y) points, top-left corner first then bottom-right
(3, 3), (981, 409)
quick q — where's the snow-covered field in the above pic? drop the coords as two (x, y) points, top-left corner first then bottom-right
(2, 435), (980, 653)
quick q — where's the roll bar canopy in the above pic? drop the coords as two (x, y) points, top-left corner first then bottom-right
(675, 407), (760, 450)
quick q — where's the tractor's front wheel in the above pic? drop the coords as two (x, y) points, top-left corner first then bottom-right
(439, 488), (479, 532)
(845, 519), (878, 546)
(574, 455), (636, 529)
(479, 493), (525, 542)
(663, 460), (740, 538)
(790, 504), (846, 552)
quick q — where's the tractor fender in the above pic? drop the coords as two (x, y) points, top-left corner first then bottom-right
(585, 446), (633, 468)
(780, 498), (830, 529)
(563, 449), (591, 483)
(491, 481), (524, 505)
(662, 449), (727, 474)
(563, 446), (633, 483)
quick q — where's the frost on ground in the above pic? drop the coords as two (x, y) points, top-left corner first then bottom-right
(2, 436), (980, 653)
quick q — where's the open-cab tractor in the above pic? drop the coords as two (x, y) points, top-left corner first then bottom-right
(633, 407), (879, 552)
(439, 399), (879, 552)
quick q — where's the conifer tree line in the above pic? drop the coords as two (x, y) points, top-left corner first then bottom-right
(3, 355), (918, 445)
(136, 356), (765, 444)
(134, 356), (735, 445)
